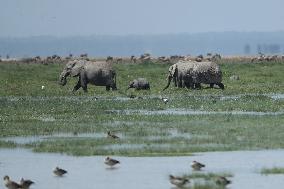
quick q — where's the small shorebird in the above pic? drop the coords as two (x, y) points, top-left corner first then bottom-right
(104, 156), (120, 167)
(53, 167), (67, 176)
(3, 176), (21, 189)
(169, 175), (189, 187)
(20, 178), (34, 189)
(191, 160), (205, 171)
(107, 131), (120, 139)
(216, 176), (231, 186)
(162, 97), (169, 104)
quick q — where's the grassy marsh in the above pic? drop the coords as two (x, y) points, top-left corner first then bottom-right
(260, 167), (284, 175)
(0, 60), (284, 156)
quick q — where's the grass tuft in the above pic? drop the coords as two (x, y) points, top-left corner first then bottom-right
(260, 167), (284, 175)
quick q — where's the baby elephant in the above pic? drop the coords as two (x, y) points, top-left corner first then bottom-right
(127, 78), (150, 90)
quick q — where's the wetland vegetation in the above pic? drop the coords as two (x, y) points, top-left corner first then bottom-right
(260, 167), (284, 175)
(0, 59), (283, 156)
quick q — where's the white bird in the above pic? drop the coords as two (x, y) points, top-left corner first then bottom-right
(41, 85), (45, 89)
(162, 97), (169, 104)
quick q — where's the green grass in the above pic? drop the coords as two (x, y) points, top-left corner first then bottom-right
(1, 60), (283, 96)
(190, 182), (228, 189)
(176, 172), (233, 189)
(184, 172), (233, 180)
(260, 167), (284, 175)
(0, 60), (284, 156)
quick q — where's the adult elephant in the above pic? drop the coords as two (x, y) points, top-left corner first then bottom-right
(163, 61), (224, 90)
(163, 61), (195, 90)
(190, 61), (224, 89)
(59, 60), (117, 92)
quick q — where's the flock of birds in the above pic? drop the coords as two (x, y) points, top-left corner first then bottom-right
(4, 166), (68, 189)
(107, 130), (232, 188)
(3, 156), (120, 189)
(169, 161), (231, 188)
(3, 130), (231, 189)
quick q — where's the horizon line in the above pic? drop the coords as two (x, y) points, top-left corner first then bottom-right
(1, 30), (284, 39)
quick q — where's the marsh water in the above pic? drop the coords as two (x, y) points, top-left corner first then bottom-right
(109, 109), (284, 116)
(1, 149), (284, 189)
(1, 133), (106, 145)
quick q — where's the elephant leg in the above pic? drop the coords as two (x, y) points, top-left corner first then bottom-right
(106, 86), (110, 91)
(173, 77), (177, 87)
(217, 83), (225, 90)
(73, 79), (81, 92)
(111, 85), (117, 90)
(210, 83), (214, 88)
(82, 85), (88, 92)
(177, 79), (183, 88)
(194, 83), (201, 89)
(111, 81), (117, 90)
(80, 76), (88, 92)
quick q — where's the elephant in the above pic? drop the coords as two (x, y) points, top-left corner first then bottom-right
(58, 59), (117, 92)
(127, 78), (150, 90)
(187, 61), (224, 89)
(163, 61), (195, 90)
(163, 61), (224, 90)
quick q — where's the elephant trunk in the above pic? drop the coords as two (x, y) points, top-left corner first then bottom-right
(163, 75), (172, 91)
(127, 83), (133, 90)
(58, 71), (69, 86)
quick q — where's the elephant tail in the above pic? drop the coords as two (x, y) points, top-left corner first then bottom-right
(113, 72), (116, 84)
(163, 75), (172, 91)
(113, 70), (116, 84)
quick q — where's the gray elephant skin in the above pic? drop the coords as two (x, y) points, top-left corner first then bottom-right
(163, 61), (224, 90)
(163, 61), (195, 90)
(190, 61), (224, 89)
(127, 78), (150, 90)
(59, 60), (117, 92)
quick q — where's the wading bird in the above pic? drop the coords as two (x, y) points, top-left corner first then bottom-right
(3, 176), (21, 189)
(169, 175), (189, 187)
(216, 176), (231, 186)
(162, 97), (169, 104)
(191, 160), (205, 171)
(104, 157), (120, 167)
(20, 178), (34, 189)
(53, 167), (67, 176)
(107, 131), (120, 139)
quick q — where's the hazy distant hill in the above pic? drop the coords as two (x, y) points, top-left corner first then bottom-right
(0, 32), (284, 57)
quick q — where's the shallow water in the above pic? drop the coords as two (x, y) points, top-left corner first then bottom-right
(1, 149), (284, 189)
(1, 93), (283, 102)
(1, 133), (105, 145)
(1, 130), (191, 146)
(109, 109), (284, 116)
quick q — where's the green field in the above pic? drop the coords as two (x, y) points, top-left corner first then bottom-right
(0, 60), (283, 156)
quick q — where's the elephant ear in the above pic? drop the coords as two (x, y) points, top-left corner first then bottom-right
(71, 61), (84, 77)
(169, 64), (177, 76)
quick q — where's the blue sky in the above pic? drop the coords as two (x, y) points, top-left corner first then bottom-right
(1, 0), (284, 37)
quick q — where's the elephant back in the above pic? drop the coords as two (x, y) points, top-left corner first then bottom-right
(176, 60), (195, 73)
(84, 61), (116, 85)
(192, 61), (222, 84)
